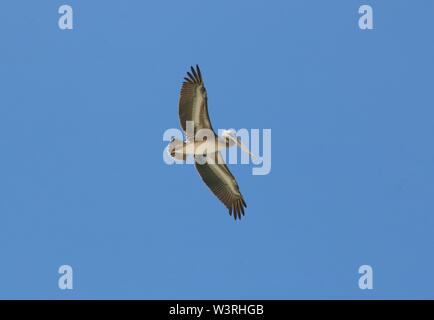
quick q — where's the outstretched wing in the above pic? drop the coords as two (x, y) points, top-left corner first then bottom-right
(195, 153), (247, 220)
(179, 65), (215, 139)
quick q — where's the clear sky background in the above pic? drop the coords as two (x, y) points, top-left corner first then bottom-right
(1, 0), (433, 299)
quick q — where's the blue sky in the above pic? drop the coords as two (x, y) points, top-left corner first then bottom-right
(0, 0), (434, 299)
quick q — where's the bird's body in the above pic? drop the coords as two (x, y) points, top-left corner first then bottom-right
(168, 65), (253, 220)
(169, 135), (234, 159)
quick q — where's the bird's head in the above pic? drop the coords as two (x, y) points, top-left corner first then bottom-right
(222, 128), (237, 140)
(221, 129), (257, 160)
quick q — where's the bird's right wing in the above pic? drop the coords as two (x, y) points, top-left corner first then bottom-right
(195, 152), (247, 220)
(179, 65), (215, 140)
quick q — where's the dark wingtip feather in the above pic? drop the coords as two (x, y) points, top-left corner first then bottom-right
(196, 65), (202, 82)
(242, 198), (247, 208)
(186, 71), (195, 82)
(237, 201), (241, 219)
(227, 199), (246, 221)
(190, 66), (199, 83)
(184, 65), (203, 84)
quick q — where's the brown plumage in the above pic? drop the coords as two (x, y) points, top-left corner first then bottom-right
(178, 65), (247, 220)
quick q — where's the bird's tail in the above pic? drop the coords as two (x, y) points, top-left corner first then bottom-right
(167, 138), (187, 161)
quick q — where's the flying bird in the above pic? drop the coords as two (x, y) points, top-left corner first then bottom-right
(168, 65), (255, 220)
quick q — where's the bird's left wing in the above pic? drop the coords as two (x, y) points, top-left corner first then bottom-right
(195, 152), (247, 220)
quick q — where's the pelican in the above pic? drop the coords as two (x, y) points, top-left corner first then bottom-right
(168, 65), (255, 220)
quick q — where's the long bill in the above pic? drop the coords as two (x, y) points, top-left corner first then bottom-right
(226, 135), (258, 160)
